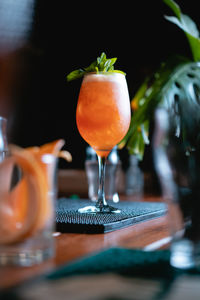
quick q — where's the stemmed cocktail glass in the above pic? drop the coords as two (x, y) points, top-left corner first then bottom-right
(76, 72), (131, 213)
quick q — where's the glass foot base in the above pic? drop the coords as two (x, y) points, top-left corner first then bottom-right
(0, 235), (54, 267)
(78, 205), (121, 214)
(0, 247), (54, 267)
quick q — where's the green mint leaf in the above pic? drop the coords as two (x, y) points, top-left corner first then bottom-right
(84, 61), (98, 72)
(104, 58), (117, 71)
(66, 69), (85, 82)
(97, 52), (106, 66)
(66, 52), (125, 81)
(109, 57), (117, 68)
(104, 59), (111, 71)
(109, 70), (126, 75)
(98, 53), (108, 71)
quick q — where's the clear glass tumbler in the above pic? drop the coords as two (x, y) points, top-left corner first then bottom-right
(0, 150), (57, 266)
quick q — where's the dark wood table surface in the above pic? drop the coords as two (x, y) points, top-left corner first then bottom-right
(0, 193), (170, 290)
(2, 170), (200, 300)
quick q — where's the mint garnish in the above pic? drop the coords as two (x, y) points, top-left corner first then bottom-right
(66, 52), (125, 82)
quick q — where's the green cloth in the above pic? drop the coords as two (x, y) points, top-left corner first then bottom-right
(45, 248), (200, 300)
(2, 248), (200, 300)
(47, 247), (172, 280)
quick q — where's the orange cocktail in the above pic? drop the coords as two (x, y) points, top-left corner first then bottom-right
(76, 72), (131, 213)
(76, 72), (131, 158)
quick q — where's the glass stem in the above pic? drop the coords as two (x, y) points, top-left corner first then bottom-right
(97, 155), (107, 209)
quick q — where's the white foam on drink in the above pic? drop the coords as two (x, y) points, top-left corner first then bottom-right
(83, 72), (126, 83)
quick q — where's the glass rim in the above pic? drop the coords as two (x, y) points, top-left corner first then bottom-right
(83, 71), (126, 77)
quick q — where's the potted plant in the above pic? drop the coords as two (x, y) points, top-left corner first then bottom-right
(120, 0), (200, 160)
(121, 0), (200, 270)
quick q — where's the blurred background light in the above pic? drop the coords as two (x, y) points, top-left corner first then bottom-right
(0, 0), (34, 55)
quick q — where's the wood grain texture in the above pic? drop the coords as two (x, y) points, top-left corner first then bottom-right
(0, 212), (169, 289)
(0, 170), (167, 290)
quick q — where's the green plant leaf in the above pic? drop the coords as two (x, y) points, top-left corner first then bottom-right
(124, 60), (200, 158)
(163, 0), (181, 19)
(164, 0), (200, 61)
(121, 56), (189, 159)
(158, 62), (200, 154)
(184, 32), (200, 62)
(164, 15), (199, 38)
(181, 14), (199, 38)
(121, 1), (200, 159)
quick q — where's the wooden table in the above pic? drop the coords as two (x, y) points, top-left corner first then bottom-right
(0, 194), (170, 290)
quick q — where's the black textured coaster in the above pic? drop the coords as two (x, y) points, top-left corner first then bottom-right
(56, 198), (167, 234)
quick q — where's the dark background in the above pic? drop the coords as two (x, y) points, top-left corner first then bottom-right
(1, 0), (199, 170)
